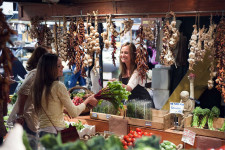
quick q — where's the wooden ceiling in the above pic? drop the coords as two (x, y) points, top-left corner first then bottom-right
(4, 0), (225, 20)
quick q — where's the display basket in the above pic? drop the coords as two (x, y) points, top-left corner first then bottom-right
(69, 86), (94, 115)
(69, 86), (94, 95)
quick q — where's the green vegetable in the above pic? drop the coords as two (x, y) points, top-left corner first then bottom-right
(126, 101), (136, 118)
(104, 135), (123, 150)
(160, 140), (176, 150)
(40, 134), (62, 149)
(86, 136), (105, 149)
(22, 131), (32, 150)
(219, 119), (225, 132)
(3, 116), (9, 121)
(52, 140), (88, 150)
(133, 135), (160, 150)
(40, 134), (124, 150)
(72, 120), (84, 131)
(199, 108), (210, 129)
(208, 106), (220, 130)
(10, 93), (17, 105)
(192, 107), (204, 127)
(94, 81), (131, 110)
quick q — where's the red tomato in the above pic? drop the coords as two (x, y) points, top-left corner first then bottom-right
(128, 133), (134, 138)
(122, 140), (127, 146)
(130, 130), (134, 134)
(126, 137), (132, 143)
(219, 146), (225, 150)
(216, 147), (225, 150)
(143, 132), (149, 136)
(137, 131), (143, 136)
(149, 132), (154, 136)
(136, 128), (142, 132)
(131, 138), (135, 142)
(124, 135), (129, 141)
(136, 135), (141, 138)
(123, 145), (128, 149)
(128, 142), (133, 146)
(133, 132), (139, 138)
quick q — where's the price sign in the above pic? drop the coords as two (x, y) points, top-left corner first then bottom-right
(170, 102), (184, 114)
(145, 121), (152, 126)
(106, 114), (111, 119)
(181, 128), (196, 146)
(91, 113), (97, 118)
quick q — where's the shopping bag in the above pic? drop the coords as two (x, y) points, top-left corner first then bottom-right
(60, 125), (79, 143)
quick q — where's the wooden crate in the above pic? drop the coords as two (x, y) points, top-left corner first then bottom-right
(126, 109), (174, 130)
(90, 109), (174, 130)
(90, 112), (124, 121)
(184, 115), (225, 139)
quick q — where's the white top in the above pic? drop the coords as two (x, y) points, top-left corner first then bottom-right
(127, 69), (151, 90)
(7, 69), (39, 132)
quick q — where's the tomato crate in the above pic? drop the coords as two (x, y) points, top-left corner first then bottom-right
(126, 109), (174, 130)
(184, 115), (225, 139)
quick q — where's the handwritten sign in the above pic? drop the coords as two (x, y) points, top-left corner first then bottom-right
(170, 102), (184, 114)
(181, 128), (196, 146)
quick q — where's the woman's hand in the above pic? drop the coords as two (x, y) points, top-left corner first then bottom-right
(83, 94), (98, 108)
(108, 78), (117, 82)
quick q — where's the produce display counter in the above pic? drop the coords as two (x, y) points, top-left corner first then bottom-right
(66, 115), (225, 149)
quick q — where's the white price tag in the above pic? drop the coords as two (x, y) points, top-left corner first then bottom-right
(181, 128), (196, 146)
(91, 113), (97, 118)
(170, 102), (184, 114)
(106, 114), (111, 119)
(145, 121), (152, 126)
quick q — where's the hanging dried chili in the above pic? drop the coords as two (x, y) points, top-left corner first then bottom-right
(215, 18), (225, 100)
(135, 25), (149, 81)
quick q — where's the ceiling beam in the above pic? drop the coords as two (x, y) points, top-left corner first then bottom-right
(17, 0), (225, 21)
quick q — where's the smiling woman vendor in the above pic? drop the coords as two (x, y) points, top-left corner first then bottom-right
(118, 42), (155, 108)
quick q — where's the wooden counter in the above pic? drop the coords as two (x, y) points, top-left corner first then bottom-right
(67, 115), (225, 149)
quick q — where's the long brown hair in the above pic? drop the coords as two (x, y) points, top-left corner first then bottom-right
(32, 53), (59, 112)
(119, 42), (137, 78)
(26, 46), (48, 71)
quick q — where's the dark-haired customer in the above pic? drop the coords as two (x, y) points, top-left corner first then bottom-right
(7, 46), (48, 149)
(32, 53), (98, 137)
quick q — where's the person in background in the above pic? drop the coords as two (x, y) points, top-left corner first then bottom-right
(7, 46), (48, 150)
(118, 42), (155, 108)
(0, 73), (19, 146)
(68, 64), (87, 88)
(32, 53), (98, 137)
(9, 50), (27, 95)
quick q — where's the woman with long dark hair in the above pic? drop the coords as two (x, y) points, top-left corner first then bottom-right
(7, 46), (48, 149)
(32, 53), (98, 137)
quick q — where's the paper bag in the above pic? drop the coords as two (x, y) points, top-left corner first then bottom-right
(109, 116), (128, 136)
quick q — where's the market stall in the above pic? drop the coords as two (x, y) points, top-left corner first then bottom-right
(1, 0), (225, 150)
